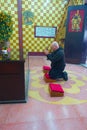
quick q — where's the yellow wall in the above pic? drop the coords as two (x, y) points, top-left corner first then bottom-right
(0, 0), (83, 59)
(22, 0), (67, 58)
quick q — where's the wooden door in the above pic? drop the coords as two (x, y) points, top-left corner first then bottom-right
(65, 5), (87, 64)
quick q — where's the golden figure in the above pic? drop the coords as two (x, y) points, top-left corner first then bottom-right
(71, 10), (81, 31)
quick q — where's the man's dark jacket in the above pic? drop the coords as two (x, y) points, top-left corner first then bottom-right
(46, 47), (66, 79)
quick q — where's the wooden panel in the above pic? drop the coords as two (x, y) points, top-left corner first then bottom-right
(65, 5), (87, 64)
(0, 58), (29, 103)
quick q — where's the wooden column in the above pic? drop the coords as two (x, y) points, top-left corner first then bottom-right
(17, 0), (23, 60)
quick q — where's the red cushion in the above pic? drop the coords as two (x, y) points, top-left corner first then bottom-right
(44, 73), (50, 79)
(49, 83), (64, 93)
(43, 66), (51, 70)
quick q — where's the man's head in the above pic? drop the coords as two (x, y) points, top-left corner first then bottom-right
(51, 41), (59, 51)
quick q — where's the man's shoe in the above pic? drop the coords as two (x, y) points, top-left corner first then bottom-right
(63, 71), (68, 81)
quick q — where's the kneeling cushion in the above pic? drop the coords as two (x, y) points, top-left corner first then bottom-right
(44, 73), (56, 82)
(49, 83), (64, 97)
(43, 66), (51, 73)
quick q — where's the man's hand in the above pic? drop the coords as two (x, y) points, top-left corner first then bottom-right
(44, 49), (49, 55)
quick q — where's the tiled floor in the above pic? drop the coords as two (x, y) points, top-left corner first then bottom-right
(0, 56), (87, 130)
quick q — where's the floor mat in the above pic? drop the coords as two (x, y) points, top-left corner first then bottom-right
(29, 64), (87, 105)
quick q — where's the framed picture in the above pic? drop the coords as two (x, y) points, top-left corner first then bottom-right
(34, 26), (57, 38)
